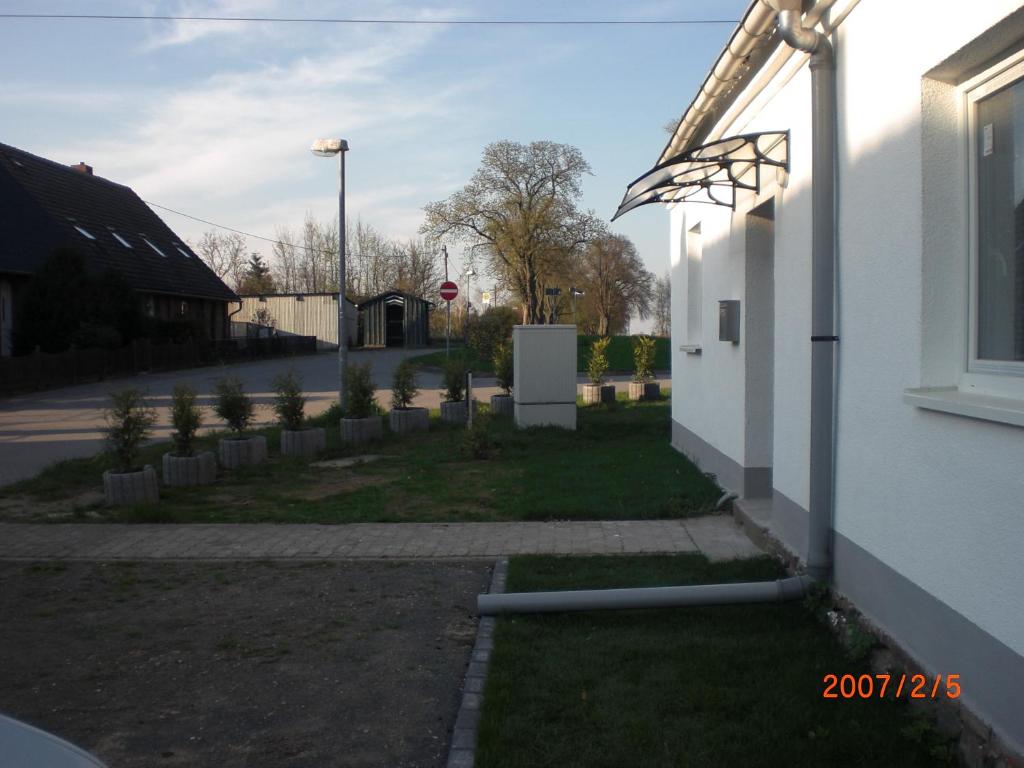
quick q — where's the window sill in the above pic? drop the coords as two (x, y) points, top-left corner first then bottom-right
(903, 387), (1024, 428)
(679, 344), (702, 355)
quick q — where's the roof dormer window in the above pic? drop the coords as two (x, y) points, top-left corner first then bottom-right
(73, 224), (95, 240)
(141, 236), (166, 257)
(174, 244), (192, 259)
(109, 229), (132, 248)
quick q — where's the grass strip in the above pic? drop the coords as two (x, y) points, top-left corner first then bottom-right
(476, 554), (955, 768)
(1, 400), (719, 524)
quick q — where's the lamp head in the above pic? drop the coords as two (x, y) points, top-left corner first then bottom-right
(311, 138), (349, 156)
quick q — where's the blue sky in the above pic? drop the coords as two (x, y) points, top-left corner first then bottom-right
(0, 0), (747, 326)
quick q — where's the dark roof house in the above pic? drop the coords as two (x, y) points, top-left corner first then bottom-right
(0, 141), (237, 354)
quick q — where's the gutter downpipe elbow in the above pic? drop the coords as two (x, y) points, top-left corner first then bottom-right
(778, 6), (836, 584)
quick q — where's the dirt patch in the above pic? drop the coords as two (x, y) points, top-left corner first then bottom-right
(293, 471), (394, 501)
(0, 560), (491, 767)
(0, 491), (104, 521)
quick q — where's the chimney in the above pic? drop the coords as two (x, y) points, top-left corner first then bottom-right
(71, 162), (93, 176)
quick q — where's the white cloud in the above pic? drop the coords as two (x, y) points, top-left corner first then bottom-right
(63, 20), (468, 197)
(141, 0), (283, 50)
(37, 10), (489, 257)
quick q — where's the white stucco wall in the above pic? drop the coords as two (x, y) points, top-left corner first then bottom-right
(671, 57), (814, 510)
(830, 0), (1024, 658)
(668, 0), (1024, 662)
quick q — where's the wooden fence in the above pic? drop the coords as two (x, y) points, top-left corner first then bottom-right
(0, 336), (317, 396)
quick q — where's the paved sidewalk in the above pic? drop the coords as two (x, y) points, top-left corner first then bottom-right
(0, 517), (762, 562)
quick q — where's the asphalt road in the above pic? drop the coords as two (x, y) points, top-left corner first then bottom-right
(0, 349), (667, 487)
(0, 349), (424, 488)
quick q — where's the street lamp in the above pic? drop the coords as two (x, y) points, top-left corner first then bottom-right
(311, 137), (349, 410)
(466, 268), (477, 319)
(570, 286), (585, 325)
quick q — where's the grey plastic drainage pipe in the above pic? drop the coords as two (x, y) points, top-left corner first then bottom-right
(478, 575), (812, 615)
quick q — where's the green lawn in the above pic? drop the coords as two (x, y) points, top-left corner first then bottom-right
(476, 555), (955, 768)
(0, 400), (720, 524)
(408, 346), (492, 374)
(410, 335), (671, 375)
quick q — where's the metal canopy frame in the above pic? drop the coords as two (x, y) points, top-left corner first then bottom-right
(612, 131), (789, 220)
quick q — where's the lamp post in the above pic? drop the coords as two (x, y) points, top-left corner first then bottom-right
(570, 286), (585, 325)
(463, 266), (476, 339)
(311, 138), (349, 409)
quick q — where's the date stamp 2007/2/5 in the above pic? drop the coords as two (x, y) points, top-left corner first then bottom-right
(822, 673), (960, 700)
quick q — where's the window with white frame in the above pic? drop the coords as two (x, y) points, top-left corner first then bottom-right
(968, 59), (1024, 373)
(686, 223), (703, 346)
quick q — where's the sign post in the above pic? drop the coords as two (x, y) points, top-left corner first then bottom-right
(440, 279), (459, 357)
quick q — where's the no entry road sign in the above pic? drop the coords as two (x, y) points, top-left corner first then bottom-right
(440, 281), (458, 302)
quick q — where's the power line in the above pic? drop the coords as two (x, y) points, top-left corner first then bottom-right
(145, 200), (313, 252)
(0, 13), (737, 26)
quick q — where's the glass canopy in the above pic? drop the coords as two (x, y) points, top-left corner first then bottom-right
(612, 131), (789, 220)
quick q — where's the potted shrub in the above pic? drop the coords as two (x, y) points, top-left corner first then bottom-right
(581, 336), (615, 405)
(389, 359), (429, 434)
(489, 341), (514, 417)
(341, 362), (383, 443)
(273, 370), (325, 458)
(440, 357), (477, 424)
(629, 336), (661, 401)
(213, 376), (267, 468)
(102, 388), (159, 505)
(162, 383), (217, 486)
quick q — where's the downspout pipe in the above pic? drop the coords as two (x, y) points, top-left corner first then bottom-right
(478, 575), (812, 616)
(773, 0), (836, 582)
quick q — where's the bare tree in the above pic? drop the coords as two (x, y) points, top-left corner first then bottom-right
(422, 141), (599, 324)
(579, 234), (654, 336)
(271, 226), (301, 293)
(300, 213), (338, 293)
(191, 230), (247, 290)
(346, 218), (397, 299)
(268, 214), (441, 302)
(393, 238), (441, 298)
(653, 272), (671, 337)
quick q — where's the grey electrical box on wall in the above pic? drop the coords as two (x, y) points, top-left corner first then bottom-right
(719, 300), (740, 343)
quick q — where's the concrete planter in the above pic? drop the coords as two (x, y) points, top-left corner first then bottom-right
(103, 465), (159, 506)
(162, 451), (217, 487)
(218, 435), (268, 469)
(440, 399), (477, 425)
(628, 381), (661, 401)
(389, 407), (429, 434)
(280, 427), (326, 459)
(489, 394), (514, 418)
(341, 416), (383, 444)
(581, 383), (616, 405)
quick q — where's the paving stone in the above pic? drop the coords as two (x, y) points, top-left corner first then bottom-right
(450, 729), (476, 750)
(0, 518), (763, 562)
(454, 707), (480, 731)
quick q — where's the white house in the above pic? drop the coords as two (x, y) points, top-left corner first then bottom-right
(616, 0), (1023, 757)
